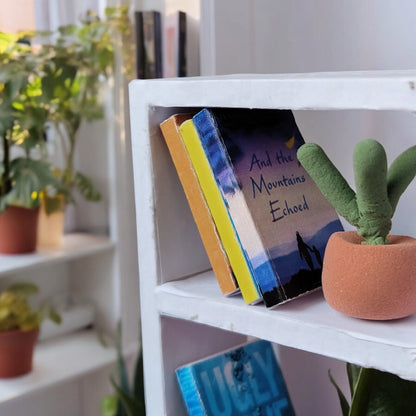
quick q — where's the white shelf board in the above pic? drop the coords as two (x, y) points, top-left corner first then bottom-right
(0, 329), (116, 404)
(156, 271), (416, 382)
(130, 70), (416, 111)
(0, 233), (114, 276)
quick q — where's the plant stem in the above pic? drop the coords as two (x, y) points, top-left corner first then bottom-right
(1, 135), (11, 196)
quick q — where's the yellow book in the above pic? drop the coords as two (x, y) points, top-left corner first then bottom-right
(160, 114), (239, 296)
(180, 119), (261, 304)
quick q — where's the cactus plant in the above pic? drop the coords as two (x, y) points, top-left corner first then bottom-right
(297, 139), (416, 245)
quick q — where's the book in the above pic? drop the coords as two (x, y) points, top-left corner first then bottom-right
(176, 339), (295, 416)
(179, 119), (261, 305)
(164, 11), (187, 77)
(193, 108), (343, 308)
(134, 10), (163, 79)
(160, 114), (239, 296)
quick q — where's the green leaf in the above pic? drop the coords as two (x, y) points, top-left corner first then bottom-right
(7, 282), (39, 297)
(74, 171), (101, 201)
(115, 322), (131, 396)
(101, 395), (118, 416)
(329, 369), (350, 416)
(347, 363), (361, 396)
(132, 346), (146, 411)
(111, 379), (145, 416)
(349, 367), (416, 416)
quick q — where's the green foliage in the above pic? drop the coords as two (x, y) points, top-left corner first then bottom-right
(101, 323), (146, 416)
(0, 6), (132, 213)
(0, 282), (61, 332)
(297, 140), (416, 245)
(330, 363), (416, 416)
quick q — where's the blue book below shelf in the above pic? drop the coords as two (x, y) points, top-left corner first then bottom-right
(176, 339), (296, 416)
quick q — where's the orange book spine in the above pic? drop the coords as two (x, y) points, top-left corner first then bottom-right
(160, 114), (239, 295)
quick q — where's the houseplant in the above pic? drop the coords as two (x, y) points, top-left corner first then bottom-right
(0, 282), (61, 378)
(35, 6), (133, 246)
(330, 362), (416, 415)
(100, 323), (145, 416)
(297, 139), (416, 319)
(0, 32), (62, 253)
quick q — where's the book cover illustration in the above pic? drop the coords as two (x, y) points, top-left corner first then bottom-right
(160, 114), (239, 296)
(176, 339), (295, 416)
(180, 120), (261, 304)
(193, 108), (343, 307)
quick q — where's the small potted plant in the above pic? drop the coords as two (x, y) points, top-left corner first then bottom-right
(0, 282), (61, 378)
(35, 7), (133, 247)
(297, 139), (416, 320)
(0, 33), (62, 253)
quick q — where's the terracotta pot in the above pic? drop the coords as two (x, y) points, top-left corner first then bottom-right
(37, 201), (65, 248)
(322, 231), (416, 320)
(0, 206), (40, 254)
(0, 328), (39, 378)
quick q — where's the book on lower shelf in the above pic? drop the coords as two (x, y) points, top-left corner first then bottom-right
(176, 339), (295, 416)
(193, 108), (344, 308)
(160, 114), (239, 296)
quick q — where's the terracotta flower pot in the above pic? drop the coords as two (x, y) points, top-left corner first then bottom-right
(322, 231), (416, 320)
(0, 205), (40, 254)
(37, 200), (65, 248)
(0, 328), (39, 378)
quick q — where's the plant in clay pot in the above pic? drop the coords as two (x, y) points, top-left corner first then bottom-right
(297, 139), (416, 319)
(0, 282), (61, 378)
(35, 7), (133, 246)
(0, 33), (62, 253)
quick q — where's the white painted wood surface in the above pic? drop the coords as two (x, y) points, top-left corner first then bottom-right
(0, 330), (115, 404)
(129, 71), (416, 415)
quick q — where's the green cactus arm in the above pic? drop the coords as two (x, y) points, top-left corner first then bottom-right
(353, 140), (392, 244)
(297, 143), (359, 225)
(387, 145), (416, 215)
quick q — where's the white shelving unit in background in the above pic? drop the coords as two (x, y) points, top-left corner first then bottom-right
(0, 97), (140, 416)
(129, 71), (416, 415)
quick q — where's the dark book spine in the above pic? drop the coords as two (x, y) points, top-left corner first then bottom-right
(153, 11), (163, 78)
(134, 11), (145, 79)
(178, 11), (187, 77)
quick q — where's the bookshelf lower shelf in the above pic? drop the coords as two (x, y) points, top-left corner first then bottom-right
(0, 329), (116, 404)
(156, 271), (416, 382)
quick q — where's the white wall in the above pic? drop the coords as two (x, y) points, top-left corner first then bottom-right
(201, 0), (416, 75)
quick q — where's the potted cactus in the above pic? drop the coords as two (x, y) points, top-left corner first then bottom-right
(297, 139), (416, 320)
(0, 282), (61, 378)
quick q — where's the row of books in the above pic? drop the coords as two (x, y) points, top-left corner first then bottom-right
(160, 108), (343, 308)
(135, 10), (187, 79)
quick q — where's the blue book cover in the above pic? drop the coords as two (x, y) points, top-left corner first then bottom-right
(176, 340), (295, 416)
(193, 108), (343, 307)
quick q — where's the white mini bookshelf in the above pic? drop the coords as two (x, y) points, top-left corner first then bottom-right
(129, 71), (416, 415)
